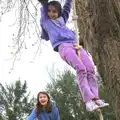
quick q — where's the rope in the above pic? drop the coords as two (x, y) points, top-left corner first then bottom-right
(72, 0), (104, 120)
(97, 109), (104, 120)
(72, 0), (79, 44)
(72, 0), (81, 57)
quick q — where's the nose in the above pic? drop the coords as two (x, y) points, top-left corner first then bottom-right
(50, 12), (53, 16)
(48, 12), (54, 17)
(50, 13), (53, 17)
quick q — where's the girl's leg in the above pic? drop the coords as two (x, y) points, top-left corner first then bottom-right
(58, 43), (95, 102)
(79, 48), (99, 99)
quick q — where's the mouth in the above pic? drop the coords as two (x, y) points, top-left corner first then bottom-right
(41, 101), (47, 104)
(49, 16), (56, 19)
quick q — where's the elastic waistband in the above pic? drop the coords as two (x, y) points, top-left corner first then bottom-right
(59, 42), (75, 48)
(58, 43), (75, 52)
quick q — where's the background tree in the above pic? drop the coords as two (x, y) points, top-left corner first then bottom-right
(0, 105), (8, 120)
(0, 0), (41, 69)
(75, 0), (120, 119)
(0, 79), (35, 120)
(46, 69), (116, 120)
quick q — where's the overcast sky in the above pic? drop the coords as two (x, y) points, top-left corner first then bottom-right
(0, 3), (74, 97)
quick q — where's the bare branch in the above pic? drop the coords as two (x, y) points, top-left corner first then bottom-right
(1, 0), (43, 71)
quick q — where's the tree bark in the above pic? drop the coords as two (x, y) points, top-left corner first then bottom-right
(76, 0), (120, 119)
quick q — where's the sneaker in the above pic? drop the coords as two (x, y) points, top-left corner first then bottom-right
(94, 99), (109, 108)
(86, 100), (99, 112)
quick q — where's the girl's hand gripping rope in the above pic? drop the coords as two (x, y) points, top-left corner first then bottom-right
(73, 43), (82, 59)
(73, 43), (82, 50)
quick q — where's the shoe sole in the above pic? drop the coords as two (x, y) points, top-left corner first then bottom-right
(87, 104), (109, 113)
(87, 106), (100, 112)
(98, 104), (109, 108)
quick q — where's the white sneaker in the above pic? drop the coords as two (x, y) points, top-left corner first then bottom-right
(94, 99), (109, 108)
(86, 100), (99, 112)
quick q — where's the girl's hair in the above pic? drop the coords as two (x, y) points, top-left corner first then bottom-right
(48, 1), (62, 17)
(36, 91), (52, 116)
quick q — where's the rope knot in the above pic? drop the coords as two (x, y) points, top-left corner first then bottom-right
(72, 15), (78, 20)
(73, 43), (82, 50)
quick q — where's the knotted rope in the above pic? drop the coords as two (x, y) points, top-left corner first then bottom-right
(72, 0), (104, 120)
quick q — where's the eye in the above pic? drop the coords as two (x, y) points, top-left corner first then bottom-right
(52, 10), (57, 13)
(48, 10), (57, 14)
(40, 96), (42, 98)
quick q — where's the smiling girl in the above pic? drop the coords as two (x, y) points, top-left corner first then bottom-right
(27, 91), (60, 120)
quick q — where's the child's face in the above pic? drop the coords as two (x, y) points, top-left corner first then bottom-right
(39, 93), (48, 106)
(48, 5), (59, 20)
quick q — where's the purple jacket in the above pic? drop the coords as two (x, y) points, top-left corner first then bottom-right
(40, 0), (76, 51)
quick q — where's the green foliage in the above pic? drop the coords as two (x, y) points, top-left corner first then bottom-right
(0, 79), (35, 120)
(0, 116), (2, 120)
(98, 85), (116, 120)
(46, 69), (116, 120)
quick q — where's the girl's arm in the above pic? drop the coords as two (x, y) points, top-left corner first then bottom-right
(40, 3), (48, 21)
(38, 0), (49, 40)
(38, 0), (48, 20)
(26, 108), (37, 120)
(62, 0), (72, 23)
(41, 26), (49, 40)
(54, 107), (60, 120)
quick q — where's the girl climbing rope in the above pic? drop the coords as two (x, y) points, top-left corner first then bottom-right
(27, 91), (60, 120)
(38, 0), (109, 112)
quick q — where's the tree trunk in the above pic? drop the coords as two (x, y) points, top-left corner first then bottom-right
(76, 0), (120, 119)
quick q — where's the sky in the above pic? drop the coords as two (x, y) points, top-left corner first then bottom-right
(0, 3), (74, 97)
